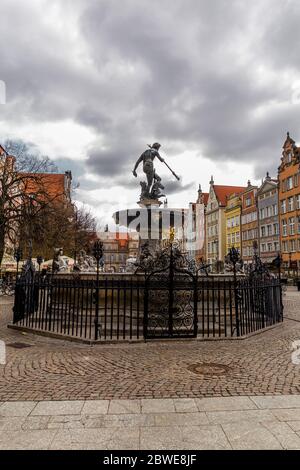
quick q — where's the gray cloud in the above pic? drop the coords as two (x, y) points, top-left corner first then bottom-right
(0, 0), (300, 215)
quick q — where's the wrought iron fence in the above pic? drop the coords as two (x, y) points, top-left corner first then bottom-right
(12, 273), (283, 341)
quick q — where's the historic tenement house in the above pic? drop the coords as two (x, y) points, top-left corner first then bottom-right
(240, 182), (259, 265)
(225, 192), (242, 255)
(99, 231), (139, 272)
(206, 177), (245, 269)
(257, 173), (279, 264)
(278, 133), (300, 269)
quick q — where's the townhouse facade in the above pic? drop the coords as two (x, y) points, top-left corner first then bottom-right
(278, 133), (300, 269)
(99, 231), (139, 272)
(206, 177), (245, 268)
(240, 182), (259, 264)
(257, 173), (280, 264)
(225, 192), (242, 255)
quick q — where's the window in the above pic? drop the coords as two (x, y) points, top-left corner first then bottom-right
(281, 200), (286, 214)
(294, 174), (299, 187)
(246, 197), (251, 207)
(273, 223), (279, 235)
(273, 204), (278, 215)
(282, 241), (288, 252)
(297, 195), (300, 210)
(289, 217), (295, 235)
(287, 176), (293, 190)
(282, 219), (287, 236)
(231, 233), (235, 244)
(260, 208), (264, 219)
(261, 244), (266, 252)
(261, 226), (266, 237)
(274, 242), (279, 252)
(236, 232), (240, 242)
(288, 197), (294, 212)
(267, 242), (272, 252)
(290, 239), (296, 252)
(267, 225), (272, 236)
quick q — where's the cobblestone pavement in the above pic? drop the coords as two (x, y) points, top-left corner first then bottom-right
(0, 291), (300, 401)
(2, 396), (300, 449)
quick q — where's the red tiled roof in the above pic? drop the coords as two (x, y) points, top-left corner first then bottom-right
(203, 192), (209, 205)
(213, 185), (246, 206)
(20, 173), (67, 201)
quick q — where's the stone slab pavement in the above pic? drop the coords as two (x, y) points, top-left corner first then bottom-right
(1, 396), (300, 449)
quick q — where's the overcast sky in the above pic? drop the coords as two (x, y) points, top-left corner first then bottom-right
(1, 0), (300, 228)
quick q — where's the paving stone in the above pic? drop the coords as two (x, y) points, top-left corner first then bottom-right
(108, 400), (141, 414)
(287, 421), (300, 432)
(271, 409), (300, 422)
(206, 409), (276, 425)
(142, 399), (175, 414)
(103, 413), (155, 427)
(181, 425), (231, 450)
(22, 416), (51, 431)
(49, 428), (115, 450)
(81, 400), (109, 415)
(262, 421), (300, 450)
(154, 412), (209, 427)
(251, 395), (300, 409)
(0, 429), (58, 450)
(105, 428), (140, 450)
(0, 416), (26, 431)
(140, 426), (186, 450)
(47, 415), (85, 429)
(196, 397), (256, 412)
(0, 402), (37, 417)
(32, 401), (84, 416)
(173, 398), (198, 413)
(222, 421), (282, 450)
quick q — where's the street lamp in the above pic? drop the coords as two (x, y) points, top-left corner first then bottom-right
(14, 247), (22, 278)
(92, 239), (104, 341)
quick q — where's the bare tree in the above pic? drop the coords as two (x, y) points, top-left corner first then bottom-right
(0, 140), (63, 265)
(18, 202), (97, 260)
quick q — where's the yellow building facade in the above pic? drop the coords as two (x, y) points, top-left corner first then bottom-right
(225, 193), (242, 255)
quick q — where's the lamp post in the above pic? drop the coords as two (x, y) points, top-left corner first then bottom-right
(92, 239), (104, 340)
(14, 247), (22, 278)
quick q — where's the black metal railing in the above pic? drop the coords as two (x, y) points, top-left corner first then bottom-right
(12, 273), (283, 341)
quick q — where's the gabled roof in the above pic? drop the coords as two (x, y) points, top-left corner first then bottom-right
(213, 185), (246, 206)
(20, 172), (68, 200)
(283, 132), (296, 149)
(203, 192), (209, 205)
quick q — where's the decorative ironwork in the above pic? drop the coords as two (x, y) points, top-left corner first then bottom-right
(248, 242), (272, 280)
(11, 239), (283, 341)
(136, 239), (200, 338)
